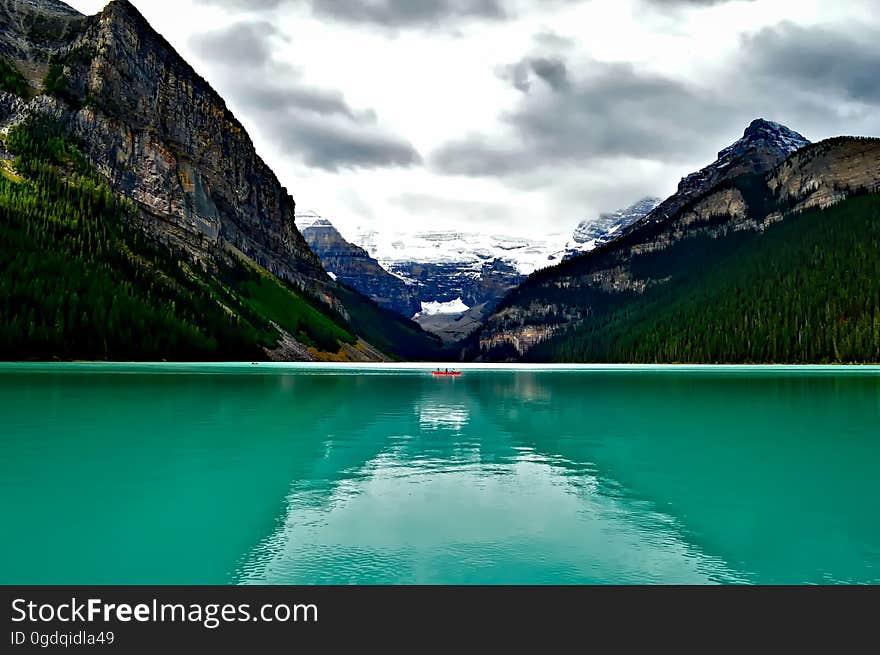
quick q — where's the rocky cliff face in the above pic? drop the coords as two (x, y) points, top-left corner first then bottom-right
(1, 0), (335, 307)
(473, 122), (880, 360)
(0, 0), (83, 63)
(300, 217), (421, 317)
(767, 137), (880, 213)
(644, 119), (809, 227)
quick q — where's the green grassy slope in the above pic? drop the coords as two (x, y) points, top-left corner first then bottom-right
(221, 254), (357, 353)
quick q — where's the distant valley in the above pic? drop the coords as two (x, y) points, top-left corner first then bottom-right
(298, 197), (660, 342)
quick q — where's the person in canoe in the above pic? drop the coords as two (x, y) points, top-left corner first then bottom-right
(433, 368), (462, 376)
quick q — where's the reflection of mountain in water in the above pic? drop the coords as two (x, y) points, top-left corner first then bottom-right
(470, 371), (880, 584)
(235, 372), (747, 585)
(8, 369), (875, 584)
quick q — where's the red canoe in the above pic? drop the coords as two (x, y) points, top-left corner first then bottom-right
(432, 371), (462, 377)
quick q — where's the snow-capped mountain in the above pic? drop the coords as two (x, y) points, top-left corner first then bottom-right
(564, 197), (662, 256)
(296, 196), (666, 339)
(350, 196), (666, 281)
(349, 229), (564, 331)
(297, 213), (531, 325)
(353, 228), (567, 278)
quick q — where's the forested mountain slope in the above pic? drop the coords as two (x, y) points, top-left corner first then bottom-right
(473, 134), (880, 363)
(528, 193), (880, 363)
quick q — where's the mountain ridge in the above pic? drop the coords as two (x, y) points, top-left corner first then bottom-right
(640, 118), (810, 229)
(299, 214), (422, 317)
(472, 120), (879, 360)
(310, 194), (666, 326)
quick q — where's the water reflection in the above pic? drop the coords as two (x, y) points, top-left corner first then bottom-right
(1, 367), (878, 584)
(472, 371), (880, 584)
(237, 449), (744, 585)
(235, 373), (750, 584)
(418, 403), (470, 431)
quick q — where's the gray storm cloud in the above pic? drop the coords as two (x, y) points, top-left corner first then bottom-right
(432, 55), (739, 176)
(194, 0), (752, 27)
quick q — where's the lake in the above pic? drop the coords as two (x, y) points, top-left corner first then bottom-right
(1, 363), (878, 584)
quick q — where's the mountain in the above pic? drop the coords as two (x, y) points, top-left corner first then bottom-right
(562, 197), (661, 259)
(472, 122), (880, 363)
(299, 214), (421, 317)
(5, 0), (331, 296)
(350, 196), (669, 304)
(353, 228), (538, 341)
(326, 199), (666, 342)
(0, 0), (441, 362)
(527, 192), (880, 364)
(355, 227), (565, 278)
(644, 119), (810, 227)
(299, 215), (531, 341)
(355, 228), (536, 306)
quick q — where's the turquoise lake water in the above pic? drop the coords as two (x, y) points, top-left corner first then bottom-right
(1, 363), (879, 584)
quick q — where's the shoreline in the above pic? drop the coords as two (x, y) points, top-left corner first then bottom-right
(2, 361), (880, 375)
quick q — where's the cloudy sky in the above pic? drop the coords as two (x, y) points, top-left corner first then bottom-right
(67, 0), (880, 241)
